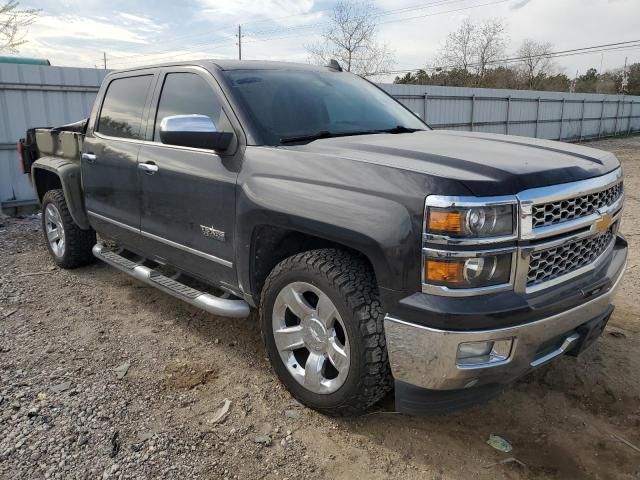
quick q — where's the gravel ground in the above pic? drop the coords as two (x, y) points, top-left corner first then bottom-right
(1, 136), (640, 480)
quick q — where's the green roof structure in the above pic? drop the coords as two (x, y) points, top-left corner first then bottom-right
(0, 56), (51, 66)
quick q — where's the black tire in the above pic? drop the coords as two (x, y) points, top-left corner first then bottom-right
(260, 248), (393, 416)
(41, 189), (96, 269)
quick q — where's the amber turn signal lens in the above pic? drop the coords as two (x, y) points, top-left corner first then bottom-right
(425, 259), (464, 284)
(428, 210), (462, 234)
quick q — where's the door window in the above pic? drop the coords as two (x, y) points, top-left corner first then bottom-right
(97, 75), (153, 139)
(153, 73), (232, 142)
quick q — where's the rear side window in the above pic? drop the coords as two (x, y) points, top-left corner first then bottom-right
(97, 75), (153, 139)
(153, 73), (230, 141)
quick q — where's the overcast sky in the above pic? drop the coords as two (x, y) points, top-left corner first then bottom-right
(15, 0), (640, 80)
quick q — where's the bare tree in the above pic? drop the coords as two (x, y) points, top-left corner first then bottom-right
(439, 17), (476, 72)
(436, 17), (506, 82)
(473, 19), (507, 78)
(306, 0), (394, 77)
(0, 1), (40, 54)
(517, 39), (555, 88)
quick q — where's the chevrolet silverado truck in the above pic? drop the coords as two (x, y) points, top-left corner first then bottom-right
(19, 60), (627, 415)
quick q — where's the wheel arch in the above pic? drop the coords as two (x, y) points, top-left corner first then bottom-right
(31, 158), (90, 229)
(247, 224), (382, 307)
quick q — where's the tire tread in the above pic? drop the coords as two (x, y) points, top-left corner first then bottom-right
(261, 248), (393, 416)
(42, 189), (95, 269)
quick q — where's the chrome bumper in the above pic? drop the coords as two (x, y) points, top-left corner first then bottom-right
(384, 261), (626, 390)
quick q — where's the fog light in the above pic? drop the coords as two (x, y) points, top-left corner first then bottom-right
(456, 338), (513, 368)
(457, 341), (493, 359)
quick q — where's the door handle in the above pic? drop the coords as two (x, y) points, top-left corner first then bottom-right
(139, 162), (159, 174)
(82, 153), (97, 163)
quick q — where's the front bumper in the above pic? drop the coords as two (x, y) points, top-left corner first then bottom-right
(384, 248), (626, 392)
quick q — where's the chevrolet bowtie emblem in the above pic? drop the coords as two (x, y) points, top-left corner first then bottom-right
(593, 212), (613, 234)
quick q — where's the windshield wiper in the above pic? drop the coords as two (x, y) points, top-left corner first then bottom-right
(373, 125), (424, 134)
(279, 126), (424, 144)
(280, 130), (379, 144)
(280, 130), (335, 144)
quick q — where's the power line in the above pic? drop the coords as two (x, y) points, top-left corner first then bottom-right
(105, 35), (232, 60)
(246, 0), (468, 36)
(382, 39), (640, 75)
(243, 0), (509, 44)
(106, 0), (497, 65)
(107, 38), (235, 67)
(107, 1), (456, 63)
(225, 0), (468, 32)
(98, 1), (374, 58)
(100, 3), (640, 73)
(239, 6), (333, 28)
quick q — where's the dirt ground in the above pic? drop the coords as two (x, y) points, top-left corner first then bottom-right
(1, 136), (639, 480)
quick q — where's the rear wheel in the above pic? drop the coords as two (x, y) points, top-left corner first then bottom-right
(260, 249), (392, 416)
(41, 189), (96, 269)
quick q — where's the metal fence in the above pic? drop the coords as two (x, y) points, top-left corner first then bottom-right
(381, 83), (640, 141)
(0, 64), (107, 210)
(1, 64), (639, 210)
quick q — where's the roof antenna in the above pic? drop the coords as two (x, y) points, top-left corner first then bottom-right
(327, 59), (343, 72)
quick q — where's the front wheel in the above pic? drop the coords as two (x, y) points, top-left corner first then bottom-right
(260, 249), (392, 416)
(41, 189), (96, 269)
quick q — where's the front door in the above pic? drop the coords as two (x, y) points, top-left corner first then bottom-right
(83, 73), (156, 247)
(136, 69), (240, 291)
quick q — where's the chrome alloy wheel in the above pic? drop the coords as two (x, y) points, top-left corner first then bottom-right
(272, 282), (350, 394)
(45, 203), (65, 258)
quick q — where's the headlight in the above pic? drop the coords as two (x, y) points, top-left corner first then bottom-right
(427, 204), (515, 238)
(424, 252), (512, 289)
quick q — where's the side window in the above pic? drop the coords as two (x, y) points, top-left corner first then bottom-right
(153, 73), (231, 142)
(97, 75), (152, 139)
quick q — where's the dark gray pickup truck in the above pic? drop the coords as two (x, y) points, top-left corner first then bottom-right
(19, 60), (627, 415)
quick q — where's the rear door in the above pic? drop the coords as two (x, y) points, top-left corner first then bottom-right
(136, 67), (241, 290)
(82, 72), (156, 247)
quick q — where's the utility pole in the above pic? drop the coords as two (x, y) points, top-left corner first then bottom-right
(570, 70), (578, 93)
(597, 52), (604, 93)
(103, 52), (107, 70)
(599, 52), (604, 74)
(621, 56), (629, 94)
(236, 25), (243, 60)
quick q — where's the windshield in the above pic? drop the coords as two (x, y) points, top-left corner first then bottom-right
(223, 69), (427, 145)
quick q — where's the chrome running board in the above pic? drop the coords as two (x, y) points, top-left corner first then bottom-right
(92, 243), (250, 318)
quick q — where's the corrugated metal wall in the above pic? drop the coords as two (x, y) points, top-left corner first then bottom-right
(1, 64), (639, 209)
(381, 83), (640, 140)
(0, 64), (107, 209)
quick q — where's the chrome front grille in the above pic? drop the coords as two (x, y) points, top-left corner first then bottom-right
(532, 181), (623, 228)
(527, 229), (614, 286)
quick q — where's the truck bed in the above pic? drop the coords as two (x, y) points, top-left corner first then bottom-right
(19, 119), (87, 173)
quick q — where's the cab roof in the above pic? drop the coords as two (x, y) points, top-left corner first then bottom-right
(113, 59), (338, 75)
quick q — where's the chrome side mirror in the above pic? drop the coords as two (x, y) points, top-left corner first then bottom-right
(159, 114), (233, 151)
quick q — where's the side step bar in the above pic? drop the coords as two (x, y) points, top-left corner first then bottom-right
(92, 244), (251, 318)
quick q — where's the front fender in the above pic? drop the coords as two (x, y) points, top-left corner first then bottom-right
(32, 157), (90, 229)
(236, 175), (421, 295)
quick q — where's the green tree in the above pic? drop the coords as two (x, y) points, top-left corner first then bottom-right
(480, 66), (521, 89)
(537, 73), (571, 92)
(624, 63), (640, 95)
(394, 69), (430, 85)
(575, 68), (599, 93)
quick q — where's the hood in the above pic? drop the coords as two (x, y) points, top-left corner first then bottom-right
(282, 130), (620, 196)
